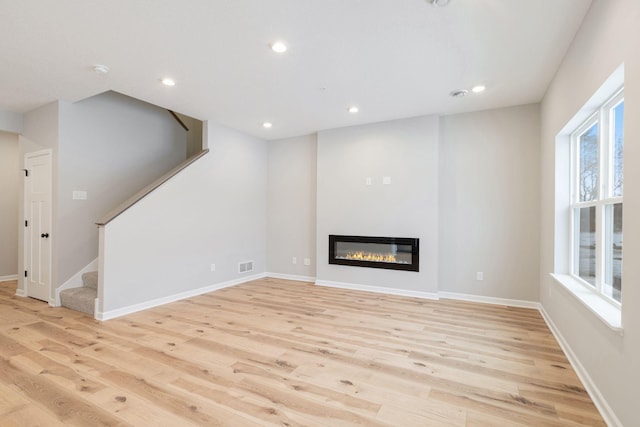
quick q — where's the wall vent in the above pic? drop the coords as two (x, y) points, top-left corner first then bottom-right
(238, 260), (254, 273)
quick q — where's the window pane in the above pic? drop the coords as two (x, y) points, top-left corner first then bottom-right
(579, 123), (599, 202)
(613, 101), (624, 197)
(604, 203), (623, 302)
(577, 206), (596, 286)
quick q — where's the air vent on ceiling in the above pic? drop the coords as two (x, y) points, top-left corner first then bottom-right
(450, 89), (469, 98)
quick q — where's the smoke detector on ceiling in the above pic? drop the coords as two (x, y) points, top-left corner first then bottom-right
(429, 0), (451, 6)
(93, 64), (110, 74)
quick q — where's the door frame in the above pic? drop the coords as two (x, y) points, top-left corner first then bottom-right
(23, 148), (53, 304)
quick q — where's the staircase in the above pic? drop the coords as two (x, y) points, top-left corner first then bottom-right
(59, 272), (97, 315)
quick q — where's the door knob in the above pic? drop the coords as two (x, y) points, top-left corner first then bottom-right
(41, 233), (49, 238)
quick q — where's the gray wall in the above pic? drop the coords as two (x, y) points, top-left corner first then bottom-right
(267, 134), (317, 278)
(267, 109), (541, 303)
(57, 91), (186, 285)
(20, 102), (60, 297)
(316, 116), (440, 294)
(101, 122), (267, 313)
(540, 1), (640, 425)
(0, 131), (19, 278)
(0, 110), (23, 134)
(439, 104), (540, 301)
(175, 112), (204, 158)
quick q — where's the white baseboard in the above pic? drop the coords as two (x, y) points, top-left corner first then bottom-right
(266, 272), (316, 283)
(15, 289), (26, 297)
(313, 281), (537, 308)
(438, 291), (540, 309)
(538, 306), (621, 427)
(315, 279), (439, 300)
(95, 272), (267, 321)
(0, 274), (18, 282)
(55, 258), (99, 307)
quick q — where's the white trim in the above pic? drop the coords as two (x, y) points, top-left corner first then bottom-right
(550, 273), (622, 332)
(567, 84), (624, 308)
(54, 258), (99, 307)
(438, 291), (540, 309)
(15, 288), (26, 297)
(314, 280), (537, 308)
(95, 273), (267, 321)
(0, 274), (18, 282)
(266, 272), (316, 283)
(315, 280), (438, 300)
(538, 305), (622, 427)
(23, 148), (53, 303)
(558, 64), (624, 136)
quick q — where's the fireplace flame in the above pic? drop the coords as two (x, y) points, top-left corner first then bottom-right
(345, 251), (397, 263)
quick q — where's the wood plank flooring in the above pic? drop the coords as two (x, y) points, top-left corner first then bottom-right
(0, 278), (605, 426)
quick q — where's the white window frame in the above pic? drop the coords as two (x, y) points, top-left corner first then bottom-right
(569, 88), (624, 306)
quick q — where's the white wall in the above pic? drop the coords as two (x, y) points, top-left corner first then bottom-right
(439, 104), (540, 301)
(540, 1), (640, 425)
(100, 122), (267, 315)
(316, 116), (440, 294)
(267, 134), (317, 279)
(0, 131), (19, 278)
(57, 91), (186, 285)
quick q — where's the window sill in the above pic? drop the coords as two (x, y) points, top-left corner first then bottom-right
(550, 273), (622, 333)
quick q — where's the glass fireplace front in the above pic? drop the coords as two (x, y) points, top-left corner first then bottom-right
(329, 235), (419, 272)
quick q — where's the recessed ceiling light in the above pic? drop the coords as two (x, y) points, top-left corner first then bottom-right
(161, 78), (176, 86)
(429, 0), (451, 6)
(263, 122), (273, 128)
(348, 106), (359, 114)
(271, 41), (287, 53)
(450, 89), (469, 98)
(472, 85), (486, 93)
(93, 64), (110, 74)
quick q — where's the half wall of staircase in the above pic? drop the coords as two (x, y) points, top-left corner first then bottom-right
(96, 122), (268, 320)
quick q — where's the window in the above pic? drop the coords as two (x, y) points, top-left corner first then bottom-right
(570, 89), (624, 304)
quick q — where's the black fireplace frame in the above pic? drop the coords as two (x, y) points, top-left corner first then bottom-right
(328, 235), (419, 272)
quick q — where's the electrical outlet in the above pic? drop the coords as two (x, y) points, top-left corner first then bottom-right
(476, 272), (483, 281)
(210, 264), (216, 272)
(292, 257), (297, 265)
(365, 177), (372, 186)
(382, 176), (391, 185)
(304, 258), (311, 266)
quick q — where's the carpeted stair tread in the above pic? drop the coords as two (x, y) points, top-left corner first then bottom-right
(82, 271), (98, 289)
(60, 287), (96, 315)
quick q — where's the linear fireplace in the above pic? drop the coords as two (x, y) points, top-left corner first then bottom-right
(329, 235), (419, 272)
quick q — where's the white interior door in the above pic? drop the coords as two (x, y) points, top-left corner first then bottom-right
(24, 150), (52, 302)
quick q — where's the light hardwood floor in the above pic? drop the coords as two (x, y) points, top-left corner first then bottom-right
(0, 278), (605, 426)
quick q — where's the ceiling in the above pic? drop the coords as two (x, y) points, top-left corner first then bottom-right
(0, 0), (592, 140)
